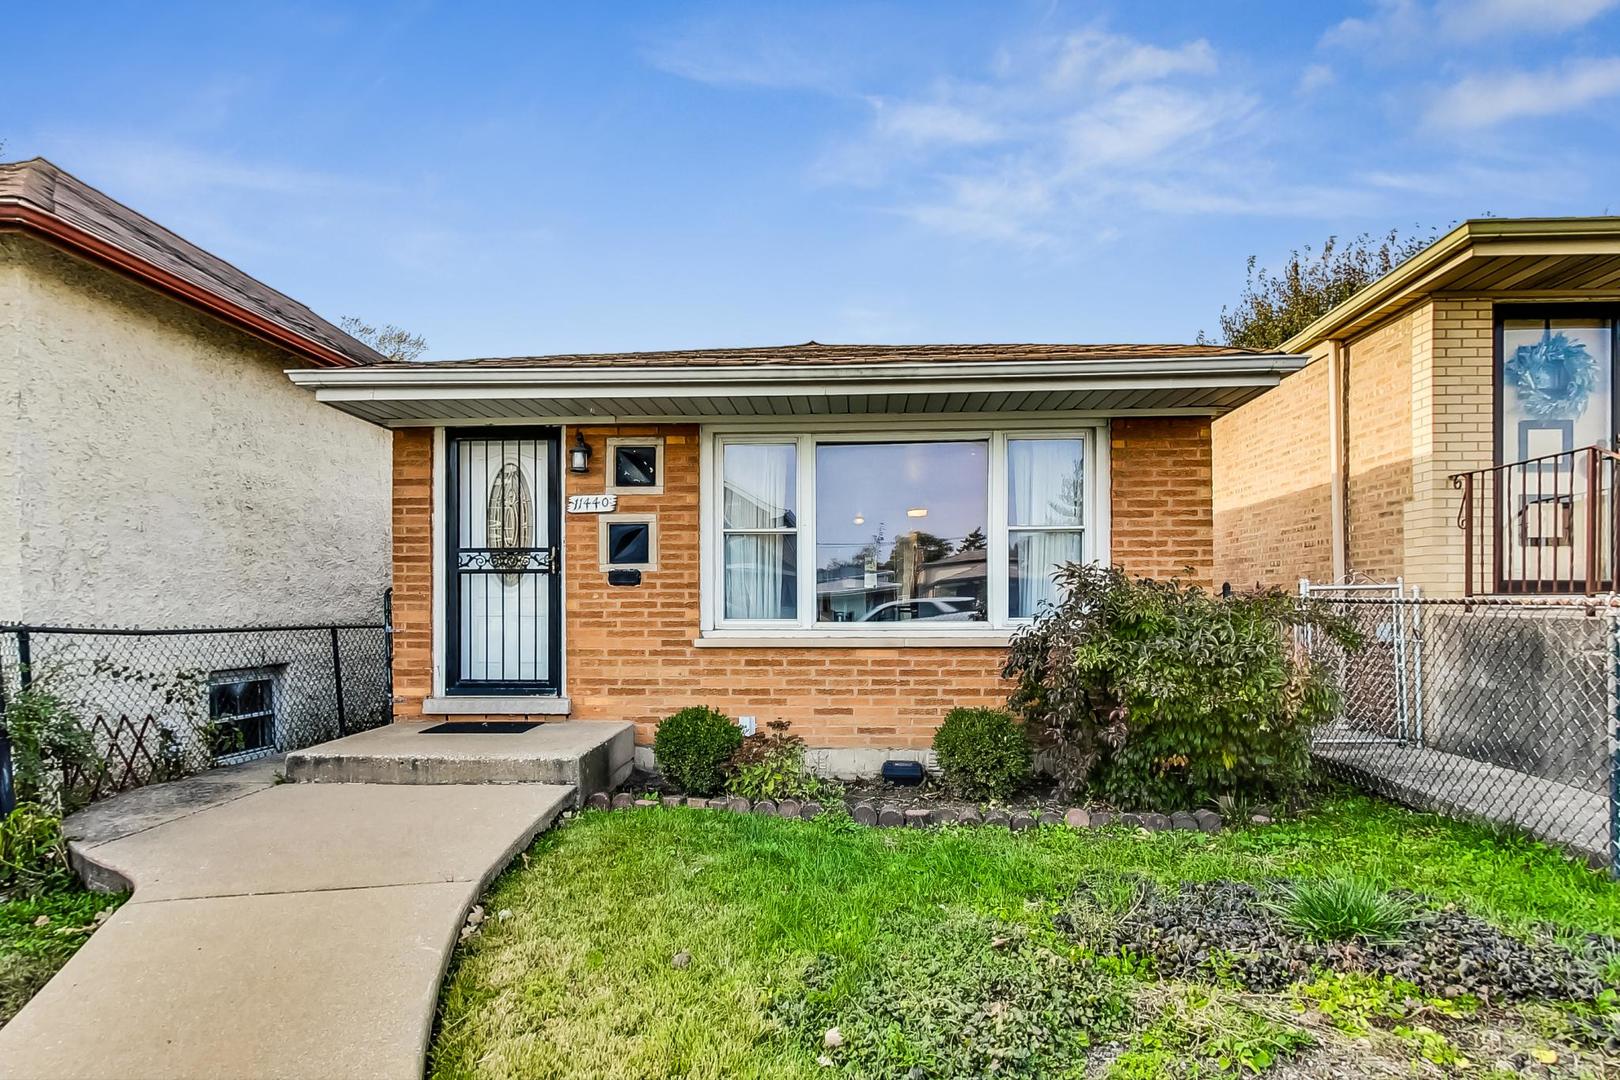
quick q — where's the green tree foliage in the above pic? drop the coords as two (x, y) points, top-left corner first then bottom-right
(1003, 564), (1360, 809)
(1204, 230), (1435, 351)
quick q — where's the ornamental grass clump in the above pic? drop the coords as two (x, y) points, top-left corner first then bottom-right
(932, 706), (1033, 801)
(653, 706), (742, 796)
(1272, 878), (1416, 945)
(1003, 564), (1359, 809)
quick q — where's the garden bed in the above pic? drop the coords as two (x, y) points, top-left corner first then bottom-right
(432, 793), (1620, 1079)
(605, 769), (1229, 832)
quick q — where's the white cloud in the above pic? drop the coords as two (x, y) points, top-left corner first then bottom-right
(1325, 0), (1618, 51)
(823, 28), (1271, 244)
(1043, 30), (1217, 90)
(871, 101), (1002, 146)
(1437, 0), (1619, 39)
(1298, 63), (1336, 93)
(1425, 57), (1620, 128)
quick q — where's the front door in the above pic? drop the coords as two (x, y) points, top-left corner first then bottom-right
(446, 428), (562, 694)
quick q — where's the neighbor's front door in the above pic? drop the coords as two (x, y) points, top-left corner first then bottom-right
(446, 428), (562, 694)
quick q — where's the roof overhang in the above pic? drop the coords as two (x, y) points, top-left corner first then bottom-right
(1283, 217), (1620, 352)
(0, 202), (363, 369)
(286, 353), (1305, 426)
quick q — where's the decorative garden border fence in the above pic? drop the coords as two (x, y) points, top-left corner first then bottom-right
(1299, 587), (1620, 874)
(0, 613), (391, 814)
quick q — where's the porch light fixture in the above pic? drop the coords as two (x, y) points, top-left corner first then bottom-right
(906, 507), (928, 518)
(568, 432), (592, 474)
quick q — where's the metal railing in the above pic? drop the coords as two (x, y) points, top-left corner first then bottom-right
(1300, 588), (1619, 873)
(1451, 444), (1620, 597)
(0, 620), (391, 814)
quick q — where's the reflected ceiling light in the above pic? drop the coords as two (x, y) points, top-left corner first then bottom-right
(906, 507), (928, 518)
(853, 515), (865, 525)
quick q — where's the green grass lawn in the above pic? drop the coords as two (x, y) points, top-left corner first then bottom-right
(431, 795), (1620, 1079)
(0, 886), (122, 1029)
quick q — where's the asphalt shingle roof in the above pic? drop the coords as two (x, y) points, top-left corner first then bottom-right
(0, 157), (384, 366)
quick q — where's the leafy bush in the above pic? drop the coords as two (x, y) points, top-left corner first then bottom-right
(653, 706), (742, 795)
(3, 684), (96, 810)
(932, 706), (1032, 801)
(725, 720), (836, 802)
(1271, 878), (1416, 945)
(1003, 564), (1358, 809)
(0, 803), (75, 894)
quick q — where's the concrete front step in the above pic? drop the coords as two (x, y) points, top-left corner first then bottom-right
(284, 720), (634, 805)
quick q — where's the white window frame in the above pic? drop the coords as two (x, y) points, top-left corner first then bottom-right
(698, 420), (1108, 641)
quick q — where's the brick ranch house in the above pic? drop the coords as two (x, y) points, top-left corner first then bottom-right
(1212, 217), (1620, 599)
(289, 346), (1299, 769)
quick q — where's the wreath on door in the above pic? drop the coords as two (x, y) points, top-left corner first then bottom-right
(1504, 330), (1599, 418)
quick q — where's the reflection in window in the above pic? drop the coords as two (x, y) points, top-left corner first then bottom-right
(613, 445), (658, 487)
(814, 441), (988, 623)
(1007, 438), (1085, 618)
(722, 442), (798, 619)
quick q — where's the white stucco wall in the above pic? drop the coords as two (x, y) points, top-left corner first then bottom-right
(0, 233), (391, 626)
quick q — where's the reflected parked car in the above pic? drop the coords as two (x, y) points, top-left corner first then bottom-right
(857, 597), (983, 622)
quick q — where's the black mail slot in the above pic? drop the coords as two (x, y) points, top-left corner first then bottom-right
(607, 569), (642, 587)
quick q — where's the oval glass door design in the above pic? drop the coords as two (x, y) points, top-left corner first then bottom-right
(448, 430), (560, 691)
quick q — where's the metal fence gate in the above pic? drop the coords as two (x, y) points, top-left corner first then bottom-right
(1299, 579), (1422, 749)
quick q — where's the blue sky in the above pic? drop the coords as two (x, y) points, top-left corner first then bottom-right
(9, 1), (1620, 358)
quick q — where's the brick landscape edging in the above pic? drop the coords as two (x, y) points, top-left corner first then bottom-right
(586, 791), (1223, 834)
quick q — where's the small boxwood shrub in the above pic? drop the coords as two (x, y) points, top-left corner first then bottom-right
(653, 706), (742, 795)
(1003, 564), (1359, 810)
(932, 707), (1032, 801)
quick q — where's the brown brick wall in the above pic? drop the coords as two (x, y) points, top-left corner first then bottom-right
(1109, 417), (1213, 584)
(1211, 360), (1335, 588)
(1345, 314), (1414, 580)
(389, 418), (1215, 746)
(391, 427), (434, 719)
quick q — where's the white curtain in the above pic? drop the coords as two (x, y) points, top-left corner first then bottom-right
(1008, 439), (1083, 618)
(723, 443), (796, 619)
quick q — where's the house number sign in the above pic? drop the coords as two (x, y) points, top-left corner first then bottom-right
(567, 494), (619, 514)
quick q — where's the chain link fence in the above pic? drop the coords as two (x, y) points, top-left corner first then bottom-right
(0, 619), (391, 811)
(1299, 585), (1617, 871)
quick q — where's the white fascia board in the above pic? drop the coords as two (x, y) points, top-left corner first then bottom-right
(286, 354), (1305, 402)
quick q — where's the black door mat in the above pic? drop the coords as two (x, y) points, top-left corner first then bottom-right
(419, 721), (541, 735)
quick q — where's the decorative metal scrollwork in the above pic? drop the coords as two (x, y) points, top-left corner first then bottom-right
(457, 548), (555, 573)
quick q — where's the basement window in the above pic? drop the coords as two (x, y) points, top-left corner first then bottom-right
(208, 669), (278, 759)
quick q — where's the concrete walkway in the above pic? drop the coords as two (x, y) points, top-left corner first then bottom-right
(0, 772), (571, 1079)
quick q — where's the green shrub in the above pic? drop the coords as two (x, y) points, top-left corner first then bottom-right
(1270, 878), (1416, 944)
(3, 684), (96, 810)
(725, 720), (836, 802)
(653, 706), (742, 795)
(1003, 564), (1359, 809)
(0, 803), (75, 894)
(932, 707), (1032, 801)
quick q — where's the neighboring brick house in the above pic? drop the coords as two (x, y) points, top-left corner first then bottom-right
(1212, 218), (1620, 599)
(292, 345), (1295, 764)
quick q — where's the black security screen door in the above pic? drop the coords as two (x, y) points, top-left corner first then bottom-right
(446, 428), (562, 694)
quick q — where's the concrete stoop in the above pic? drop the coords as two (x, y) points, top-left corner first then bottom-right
(284, 720), (635, 805)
